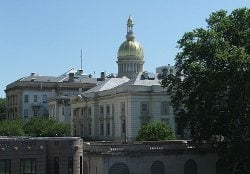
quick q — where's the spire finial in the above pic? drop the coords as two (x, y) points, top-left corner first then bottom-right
(126, 16), (135, 41)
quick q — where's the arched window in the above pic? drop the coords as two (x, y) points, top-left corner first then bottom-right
(161, 102), (170, 115)
(184, 159), (197, 174)
(216, 159), (229, 174)
(151, 160), (165, 174)
(109, 162), (130, 174)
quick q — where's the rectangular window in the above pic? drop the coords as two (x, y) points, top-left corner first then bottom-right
(54, 157), (59, 174)
(43, 95), (47, 103)
(34, 95), (38, 102)
(88, 107), (91, 116)
(100, 106), (104, 115)
(141, 102), (149, 114)
(33, 109), (38, 117)
(24, 95), (29, 103)
(62, 107), (65, 116)
(121, 102), (125, 115)
(53, 108), (55, 117)
(106, 105), (110, 114)
(88, 123), (92, 136)
(20, 159), (36, 174)
(100, 123), (104, 136)
(24, 109), (28, 118)
(81, 108), (84, 115)
(122, 120), (126, 135)
(0, 159), (11, 174)
(68, 157), (73, 174)
(73, 109), (79, 117)
(106, 122), (110, 136)
(161, 102), (170, 115)
(140, 102), (150, 125)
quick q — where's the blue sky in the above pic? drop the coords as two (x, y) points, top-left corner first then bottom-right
(0, 0), (249, 97)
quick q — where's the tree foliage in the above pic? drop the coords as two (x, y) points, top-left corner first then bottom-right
(0, 119), (25, 136)
(136, 122), (175, 141)
(0, 117), (70, 137)
(161, 8), (250, 173)
(0, 98), (6, 120)
(23, 117), (71, 137)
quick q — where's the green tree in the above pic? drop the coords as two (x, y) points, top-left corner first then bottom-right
(0, 98), (6, 120)
(42, 119), (71, 137)
(23, 117), (71, 137)
(0, 119), (25, 136)
(136, 122), (175, 141)
(161, 8), (250, 173)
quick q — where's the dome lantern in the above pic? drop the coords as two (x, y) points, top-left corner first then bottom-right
(126, 16), (135, 41)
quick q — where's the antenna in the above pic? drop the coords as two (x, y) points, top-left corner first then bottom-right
(80, 49), (83, 70)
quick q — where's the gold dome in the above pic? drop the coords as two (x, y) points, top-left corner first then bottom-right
(117, 16), (145, 78)
(118, 40), (144, 58)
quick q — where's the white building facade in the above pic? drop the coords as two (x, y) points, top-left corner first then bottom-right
(71, 73), (175, 141)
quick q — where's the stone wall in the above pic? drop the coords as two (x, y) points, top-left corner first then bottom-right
(83, 140), (217, 174)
